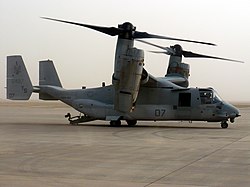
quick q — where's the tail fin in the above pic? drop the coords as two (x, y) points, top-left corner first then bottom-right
(39, 60), (62, 100)
(39, 60), (62, 87)
(7, 56), (33, 100)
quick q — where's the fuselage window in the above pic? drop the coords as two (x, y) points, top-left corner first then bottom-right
(178, 93), (191, 107)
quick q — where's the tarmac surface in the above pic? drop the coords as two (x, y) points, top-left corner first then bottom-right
(0, 101), (249, 187)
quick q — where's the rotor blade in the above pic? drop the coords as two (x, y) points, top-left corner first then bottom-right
(182, 51), (244, 63)
(137, 39), (174, 55)
(134, 31), (216, 46)
(148, 51), (170, 55)
(41, 17), (122, 36)
(42, 17), (216, 46)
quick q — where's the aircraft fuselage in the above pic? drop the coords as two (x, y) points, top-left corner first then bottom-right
(45, 85), (239, 123)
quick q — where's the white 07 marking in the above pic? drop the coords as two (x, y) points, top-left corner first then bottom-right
(155, 109), (166, 117)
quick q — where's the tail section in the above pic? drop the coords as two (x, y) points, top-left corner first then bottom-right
(39, 60), (62, 87)
(6, 56), (33, 100)
(39, 60), (62, 100)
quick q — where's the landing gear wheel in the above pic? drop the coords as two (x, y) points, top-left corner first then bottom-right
(110, 120), (121, 127)
(126, 120), (137, 126)
(221, 121), (228, 129)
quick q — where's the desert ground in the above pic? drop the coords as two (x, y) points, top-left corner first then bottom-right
(0, 101), (249, 187)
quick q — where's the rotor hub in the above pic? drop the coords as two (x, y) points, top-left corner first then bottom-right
(171, 44), (183, 57)
(118, 22), (136, 39)
(118, 22), (135, 31)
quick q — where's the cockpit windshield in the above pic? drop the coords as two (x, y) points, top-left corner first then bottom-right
(213, 90), (223, 103)
(199, 88), (223, 105)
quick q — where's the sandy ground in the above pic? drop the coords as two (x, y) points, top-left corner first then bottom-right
(0, 101), (249, 187)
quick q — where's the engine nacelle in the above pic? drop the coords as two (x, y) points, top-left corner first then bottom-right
(113, 48), (144, 113)
(166, 55), (190, 87)
(167, 56), (189, 78)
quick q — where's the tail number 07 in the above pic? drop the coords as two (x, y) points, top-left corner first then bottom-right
(154, 109), (166, 117)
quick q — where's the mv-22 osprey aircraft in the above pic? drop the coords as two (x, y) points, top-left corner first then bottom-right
(6, 18), (243, 128)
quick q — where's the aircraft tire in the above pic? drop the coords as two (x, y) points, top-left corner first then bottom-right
(221, 121), (228, 129)
(126, 120), (137, 126)
(110, 120), (121, 126)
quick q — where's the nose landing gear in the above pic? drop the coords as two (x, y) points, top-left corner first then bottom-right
(221, 121), (228, 129)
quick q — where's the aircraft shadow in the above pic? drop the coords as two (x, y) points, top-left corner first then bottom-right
(3, 122), (222, 129)
(70, 123), (221, 129)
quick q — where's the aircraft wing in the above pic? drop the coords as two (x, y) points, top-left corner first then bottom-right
(141, 69), (185, 89)
(162, 76), (188, 86)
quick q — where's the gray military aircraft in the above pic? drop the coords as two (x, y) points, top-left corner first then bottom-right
(6, 18), (243, 128)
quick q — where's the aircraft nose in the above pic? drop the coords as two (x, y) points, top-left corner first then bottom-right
(230, 105), (240, 118)
(224, 103), (240, 123)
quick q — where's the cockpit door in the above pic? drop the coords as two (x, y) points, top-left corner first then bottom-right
(199, 89), (217, 120)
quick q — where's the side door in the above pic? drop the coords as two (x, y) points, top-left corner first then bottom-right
(176, 92), (192, 120)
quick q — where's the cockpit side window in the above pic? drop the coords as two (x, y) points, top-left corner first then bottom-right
(199, 89), (223, 105)
(200, 90), (213, 104)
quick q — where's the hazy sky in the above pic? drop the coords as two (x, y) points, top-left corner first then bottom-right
(1, 0), (250, 102)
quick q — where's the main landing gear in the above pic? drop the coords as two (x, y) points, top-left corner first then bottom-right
(126, 120), (137, 126)
(221, 121), (228, 129)
(110, 120), (121, 126)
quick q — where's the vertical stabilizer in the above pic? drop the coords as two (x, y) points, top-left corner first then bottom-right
(39, 60), (62, 87)
(39, 60), (62, 100)
(6, 56), (33, 100)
